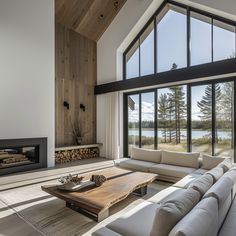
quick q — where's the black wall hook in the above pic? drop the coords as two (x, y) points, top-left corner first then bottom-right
(63, 101), (69, 110)
(80, 104), (85, 112)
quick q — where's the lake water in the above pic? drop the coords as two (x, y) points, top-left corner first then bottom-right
(129, 130), (232, 139)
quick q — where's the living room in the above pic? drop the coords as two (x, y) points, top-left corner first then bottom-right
(0, 0), (236, 235)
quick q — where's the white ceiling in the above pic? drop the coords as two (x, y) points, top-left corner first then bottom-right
(190, 0), (236, 16)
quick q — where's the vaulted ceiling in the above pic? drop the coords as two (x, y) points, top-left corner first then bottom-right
(55, 0), (127, 42)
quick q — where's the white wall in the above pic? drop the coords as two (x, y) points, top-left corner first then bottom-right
(0, 0), (55, 166)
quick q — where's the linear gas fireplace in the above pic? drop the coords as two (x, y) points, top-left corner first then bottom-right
(0, 138), (47, 175)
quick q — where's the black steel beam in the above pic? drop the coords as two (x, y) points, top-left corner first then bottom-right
(95, 58), (236, 95)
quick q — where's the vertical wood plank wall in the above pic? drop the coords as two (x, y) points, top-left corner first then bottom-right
(55, 23), (97, 147)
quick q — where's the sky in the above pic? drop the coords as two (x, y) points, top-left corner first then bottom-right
(127, 7), (235, 123)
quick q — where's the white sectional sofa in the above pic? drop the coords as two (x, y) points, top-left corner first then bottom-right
(93, 147), (236, 236)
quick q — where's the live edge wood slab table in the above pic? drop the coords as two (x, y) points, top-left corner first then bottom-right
(41, 167), (158, 222)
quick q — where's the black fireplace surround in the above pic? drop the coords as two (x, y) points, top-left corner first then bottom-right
(0, 138), (47, 175)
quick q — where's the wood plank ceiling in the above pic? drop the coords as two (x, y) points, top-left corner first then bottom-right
(55, 0), (127, 41)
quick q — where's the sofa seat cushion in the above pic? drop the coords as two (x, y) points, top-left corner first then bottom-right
(188, 174), (214, 196)
(107, 201), (159, 236)
(118, 159), (156, 172)
(131, 147), (162, 163)
(206, 167), (224, 183)
(161, 150), (200, 168)
(217, 158), (233, 173)
(201, 154), (225, 170)
(92, 227), (122, 236)
(148, 186), (183, 203)
(173, 173), (201, 189)
(169, 197), (218, 236)
(156, 175), (181, 183)
(218, 195), (236, 236)
(149, 164), (196, 178)
(151, 188), (200, 236)
(192, 168), (208, 175)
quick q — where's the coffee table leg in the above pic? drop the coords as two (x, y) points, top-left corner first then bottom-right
(97, 209), (109, 222)
(66, 202), (109, 222)
(133, 186), (147, 196)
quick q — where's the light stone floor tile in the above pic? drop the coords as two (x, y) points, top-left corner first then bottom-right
(0, 164), (171, 235)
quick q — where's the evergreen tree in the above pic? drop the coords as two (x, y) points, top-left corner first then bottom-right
(221, 82), (234, 148)
(168, 86), (187, 144)
(158, 94), (169, 143)
(197, 84), (222, 139)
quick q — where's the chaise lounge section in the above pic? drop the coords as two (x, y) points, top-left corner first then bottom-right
(93, 147), (236, 236)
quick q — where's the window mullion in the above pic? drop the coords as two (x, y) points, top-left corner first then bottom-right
(154, 17), (157, 74)
(211, 18), (214, 62)
(187, 7), (191, 67)
(187, 84), (192, 152)
(155, 90), (158, 149)
(212, 83), (216, 156)
(139, 93), (142, 148)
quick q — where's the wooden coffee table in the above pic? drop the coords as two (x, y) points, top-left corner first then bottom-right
(42, 167), (157, 222)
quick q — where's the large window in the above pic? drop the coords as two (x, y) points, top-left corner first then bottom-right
(213, 20), (235, 61)
(128, 94), (139, 155)
(191, 85), (212, 154)
(125, 80), (235, 160)
(157, 5), (187, 72)
(158, 86), (187, 151)
(215, 82), (234, 157)
(190, 12), (212, 66)
(141, 92), (155, 149)
(124, 2), (236, 79)
(140, 23), (154, 76)
(126, 41), (139, 79)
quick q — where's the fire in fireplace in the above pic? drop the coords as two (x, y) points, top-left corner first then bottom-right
(0, 138), (47, 175)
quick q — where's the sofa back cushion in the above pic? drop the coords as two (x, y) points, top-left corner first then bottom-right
(161, 150), (200, 168)
(150, 188), (200, 236)
(223, 170), (236, 184)
(188, 174), (214, 196)
(217, 158), (233, 173)
(206, 167), (224, 183)
(201, 154), (225, 170)
(204, 176), (233, 229)
(169, 197), (218, 236)
(131, 147), (162, 163)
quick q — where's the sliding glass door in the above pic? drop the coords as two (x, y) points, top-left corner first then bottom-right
(125, 79), (235, 160)
(128, 94), (140, 156)
(158, 86), (187, 152)
(191, 84), (212, 154)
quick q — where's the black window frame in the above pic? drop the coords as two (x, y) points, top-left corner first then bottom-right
(123, 0), (236, 80)
(124, 77), (236, 162)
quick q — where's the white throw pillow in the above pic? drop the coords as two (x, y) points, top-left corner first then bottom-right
(131, 147), (162, 163)
(201, 154), (225, 170)
(161, 150), (200, 168)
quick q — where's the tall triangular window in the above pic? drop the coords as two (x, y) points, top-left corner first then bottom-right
(124, 2), (236, 80)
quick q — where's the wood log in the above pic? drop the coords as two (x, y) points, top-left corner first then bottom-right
(55, 147), (99, 164)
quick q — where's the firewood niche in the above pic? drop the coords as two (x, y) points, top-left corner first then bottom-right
(55, 144), (101, 164)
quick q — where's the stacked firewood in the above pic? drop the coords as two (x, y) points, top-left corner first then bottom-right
(0, 152), (30, 166)
(55, 147), (99, 164)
